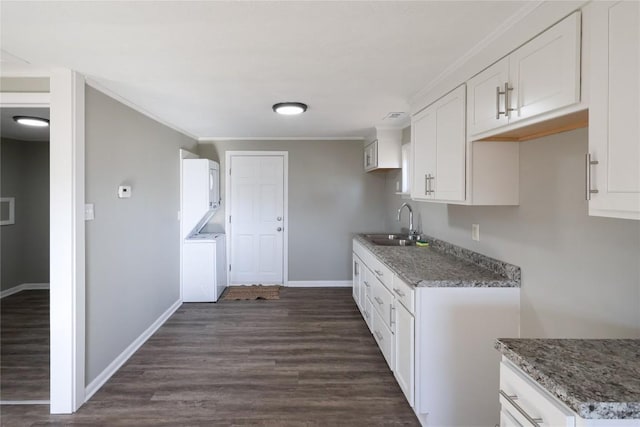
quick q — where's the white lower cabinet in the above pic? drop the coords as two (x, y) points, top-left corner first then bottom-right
(394, 298), (415, 407)
(353, 240), (520, 426)
(499, 358), (639, 427)
(500, 360), (575, 427)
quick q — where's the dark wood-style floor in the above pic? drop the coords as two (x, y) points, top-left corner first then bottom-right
(0, 290), (50, 402)
(1, 288), (419, 426)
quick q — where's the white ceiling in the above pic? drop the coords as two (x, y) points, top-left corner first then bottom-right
(0, 1), (533, 140)
(1, 108), (50, 142)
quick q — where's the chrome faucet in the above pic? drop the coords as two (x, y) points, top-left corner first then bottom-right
(397, 203), (419, 240)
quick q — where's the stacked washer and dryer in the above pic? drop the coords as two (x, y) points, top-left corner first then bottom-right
(181, 158), (227, 302)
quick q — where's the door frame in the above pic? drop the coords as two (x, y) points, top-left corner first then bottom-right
(0, 69), (86, 413)
(224, 151), (289, 287)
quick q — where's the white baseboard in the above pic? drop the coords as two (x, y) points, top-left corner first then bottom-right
(286, 280), (352, 288)
(84, 299), (182, 402)
(0, 283), (50, 299)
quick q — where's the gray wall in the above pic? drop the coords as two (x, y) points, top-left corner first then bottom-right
(0, 138), (50, 291)
(384, 128), (640, 338)
(198, 140), (387, 281)
(85, 86), (198, 384)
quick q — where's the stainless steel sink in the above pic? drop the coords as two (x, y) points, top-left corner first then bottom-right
(370, 239), (416, 246)
(365, 233), (411, 241)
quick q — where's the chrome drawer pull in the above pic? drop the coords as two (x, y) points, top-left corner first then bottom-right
(499, 390), (543, 426)
(374, 297), (384, 305)
(393, 288), (405, 297)
(374, 269), (383, 276)
(363, 280), (370, 288)
(374, 331), (383, 341)
(390, 305), (395, 326)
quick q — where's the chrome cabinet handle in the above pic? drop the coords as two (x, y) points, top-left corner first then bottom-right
(363, 310), (369, 319)
(496, 83), (514, 119)
(585, 153), (599, 200)
(499, 390), (543, 426)
(390, 305), (395, 326)
(374, 269), (383, 276)
(425, 174), (429, 195)
(374, 296), (383, 305)
(277, 216), (282, 221)
(496, 85), (505, 119)
(277, 227), (283, 232)
(363, 280), (370, 288)
(374, 330), (383, 341)
(504, 82), (515, 118)
(393, 288), (405, 297)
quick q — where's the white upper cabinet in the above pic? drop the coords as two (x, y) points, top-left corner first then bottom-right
(364, 127), (402, 172)
(467, 57), (510, 136)
(411, 85), (466, 203)
(587, 1), (640, 220)
(413, 84), (519, 206)
(467, 12), (581, 138)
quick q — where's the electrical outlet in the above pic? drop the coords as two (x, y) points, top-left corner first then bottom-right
(472, 224), (480, 241)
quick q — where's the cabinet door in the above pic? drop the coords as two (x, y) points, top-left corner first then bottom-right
(352, 254), (361, 308)
(589, 1), (640, 220)
(364, 141), (378, 171)
(411, 105), (437, 200)
(508, 12), (581, 123)
(467, 57), (510, 136)
(434, 85), (466, 202)
(394, 302), (415, 407)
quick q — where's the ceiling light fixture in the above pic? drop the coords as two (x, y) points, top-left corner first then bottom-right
(272, 102), (308, 115)
(13, 116), (49, 127)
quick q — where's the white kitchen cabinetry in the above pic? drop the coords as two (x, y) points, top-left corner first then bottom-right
(412, 85), (466, 202)
(499, 359), (638, 427)
(353, 239), (520, 426)
(587, 1), (640, 221)
(412, 85), (519, 205)
(364, 127), (402, 172)
(467, 12), (581, 138)
(393, 279), (415, 407)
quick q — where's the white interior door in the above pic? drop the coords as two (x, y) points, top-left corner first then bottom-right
(229, 154), (285, 285)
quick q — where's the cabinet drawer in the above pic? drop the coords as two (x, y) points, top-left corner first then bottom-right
(371, 276), (395, 330)
(392, 276), (415, 315)
(372, 306), (394, 370)
(500, 361), (575, 427)
(353, 239), (367, 263)
(367, 255), (394, 291)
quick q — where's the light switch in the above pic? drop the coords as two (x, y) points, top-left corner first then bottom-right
(472, 224), (480, 241)
(118, 185), (132, 198)
(85, 204), (95, 221)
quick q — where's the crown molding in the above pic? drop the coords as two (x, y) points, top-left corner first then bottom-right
(198, 136), (364, 142)
(85, 78), (199, 141)
(410, 1), (544, 108)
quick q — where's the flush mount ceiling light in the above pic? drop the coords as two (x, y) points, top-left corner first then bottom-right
(272, 102), (308, 115)
(13, 116), (49, 127)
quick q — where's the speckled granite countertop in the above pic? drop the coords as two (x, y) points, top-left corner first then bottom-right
(496, 338), (640, 419)
(354, 234), (520, 288)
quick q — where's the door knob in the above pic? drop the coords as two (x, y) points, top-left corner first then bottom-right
(277, 216), (282, 221)
(277, 227), (283, 232)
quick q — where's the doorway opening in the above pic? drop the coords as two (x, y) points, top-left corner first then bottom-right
(0, 106), (50, 404)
